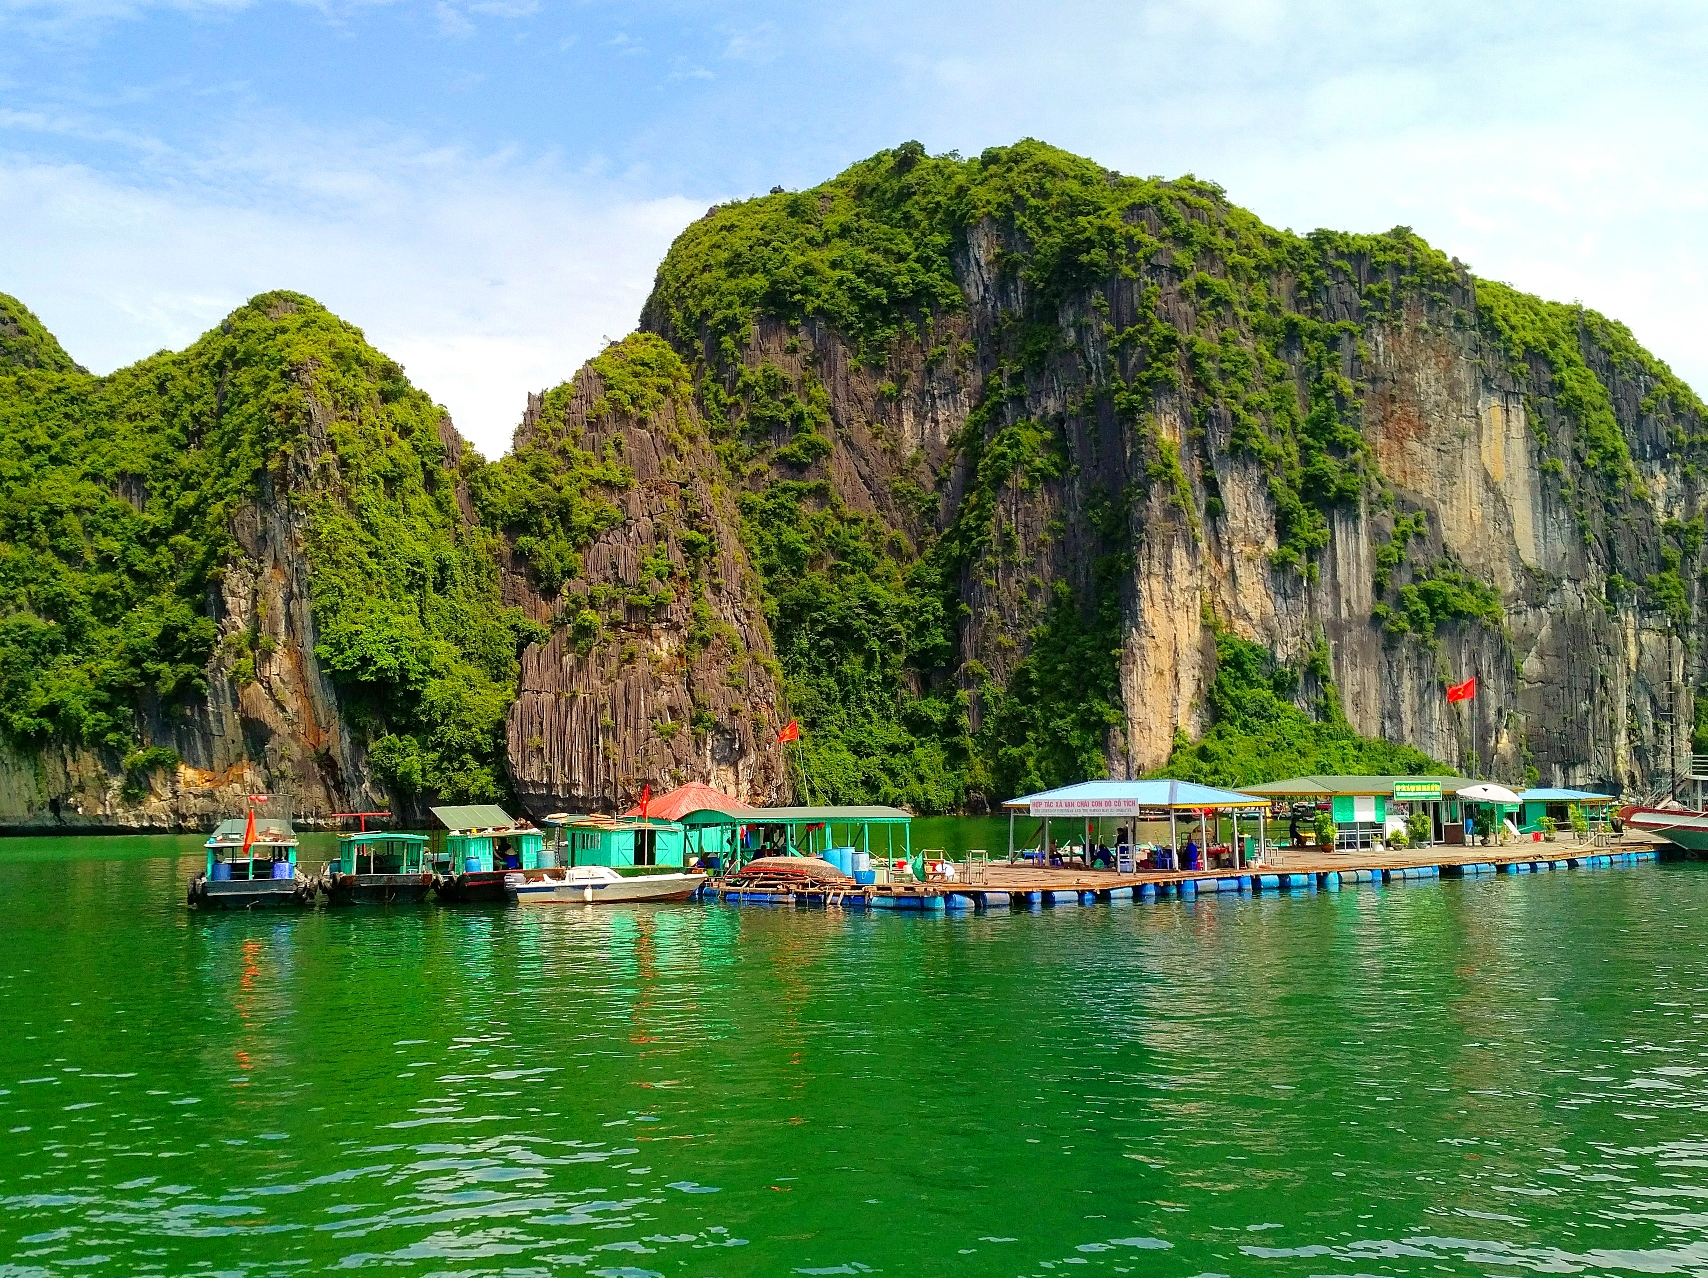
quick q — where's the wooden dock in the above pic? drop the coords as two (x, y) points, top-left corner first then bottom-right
(703, 834), (1674, 912)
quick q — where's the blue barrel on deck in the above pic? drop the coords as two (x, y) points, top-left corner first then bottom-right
(824, 847), (854, 874)
(852, 851), (871, 874)
(465, 857), (481, 872)
(211, 861), (231, 881)
(854, 870), (876, 885)
(272, 859), (292, 879)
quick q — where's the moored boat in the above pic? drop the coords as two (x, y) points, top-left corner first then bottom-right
(511, 864), (707, 904)
(187, 813), (315, 909)
(429, 804), (550, 903)
(1620, 805), (1708, 852)
(321, 831), (435, 904)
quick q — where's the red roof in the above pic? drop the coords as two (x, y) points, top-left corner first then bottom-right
(622, 782), (751, 822)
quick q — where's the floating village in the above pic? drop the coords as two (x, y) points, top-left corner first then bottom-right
(186, 765), (1708, 913)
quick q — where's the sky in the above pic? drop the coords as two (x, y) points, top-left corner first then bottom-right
(1, 0), (1705, 458)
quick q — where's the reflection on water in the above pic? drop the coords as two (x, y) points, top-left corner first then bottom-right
(1, 840), (1706, 1277)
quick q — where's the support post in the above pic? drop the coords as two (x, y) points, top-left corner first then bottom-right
(1008, 811), (1015, 862)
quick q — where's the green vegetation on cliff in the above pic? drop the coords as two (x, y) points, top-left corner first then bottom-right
(1165, 633), (1445, 786)
(644, 140), (1502, 805)
(0, 291), (538, 800)
(0, 296), (80, 374)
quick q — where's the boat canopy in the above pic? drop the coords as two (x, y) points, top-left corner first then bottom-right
(1004, 780), (1268, 815)
(430, 804), (530, 832)
(209, 817), (296, 842)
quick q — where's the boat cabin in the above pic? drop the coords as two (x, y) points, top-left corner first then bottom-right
(331, 832), (430, 876)
(547, 815), (686, 868)
(429, 804), (550, 872)
(204, 816), (298, 881)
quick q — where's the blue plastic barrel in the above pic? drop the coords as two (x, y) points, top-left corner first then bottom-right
(824, 847), (854, 874)
(211, 861), (231, 881)
(465, 857), (481, 872)
(854, 870), (876, 885)
(271, 860), (292, 879)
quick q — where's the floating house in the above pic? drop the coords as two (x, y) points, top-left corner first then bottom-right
(1515, 788), (1616, 833)
(621, 782), (752, 865)
(1004, 780), (1270, 871)
(548, 814), (688, 868)
(1238, 775), (1469, 848)
(687, 804), (915, 876)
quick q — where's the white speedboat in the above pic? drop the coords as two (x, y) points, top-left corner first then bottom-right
(509, 865), (707, 905)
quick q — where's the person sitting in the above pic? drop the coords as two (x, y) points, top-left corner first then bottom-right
(1092, 843), (1114, 869)
(1183, 836), (1200, 869)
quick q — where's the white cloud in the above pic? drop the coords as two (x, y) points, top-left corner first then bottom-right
(0, 136), (702, 456)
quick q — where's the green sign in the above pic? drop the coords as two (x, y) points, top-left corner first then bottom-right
(1393, 781), (1443, 801)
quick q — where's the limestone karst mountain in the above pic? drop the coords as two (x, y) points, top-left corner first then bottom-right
(0, 140), (1701, 827)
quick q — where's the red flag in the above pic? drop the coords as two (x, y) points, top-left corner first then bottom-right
(240, 808), (257, 858)
(639, 783), (651, 821)
(1446, 676), (1477, 704)
(777, 719), (800, 743)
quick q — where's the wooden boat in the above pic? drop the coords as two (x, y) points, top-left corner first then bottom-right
(429, 804), (550, 903)
(187, 814), (315, 909)
(321, 831), (435, 904)
(511, 864), (707, 905)
(1620, 805), (1708, 852)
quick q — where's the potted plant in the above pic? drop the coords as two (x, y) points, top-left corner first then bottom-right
(1539, 815), (1557, 842)
(1406, 809), (1433, 848)
(1313, 810), (1338, 851)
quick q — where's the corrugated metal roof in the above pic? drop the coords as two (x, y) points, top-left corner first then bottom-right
(1239, 775), (1465, 797)
(430, 804), (520, 831)
(1516, 788), (1615, 802)
(1003, 780), (1269, 813)
(690, 805), (912, 823)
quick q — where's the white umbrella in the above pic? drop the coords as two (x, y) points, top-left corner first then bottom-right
(1458, 783), (1521, 804)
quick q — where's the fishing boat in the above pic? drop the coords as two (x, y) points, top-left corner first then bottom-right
(511, 864), (707, 905)
(429, 804), (550, 903)
(187, 810), (315, 909)
(321, 830), (435, 904)
(1620, 804), (1708, 852)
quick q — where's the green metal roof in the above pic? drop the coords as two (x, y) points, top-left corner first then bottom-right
(1239, 775), (1465, 798)
(691, 804), (912, 825)
(430, 804), (519, 831)
(340, 831), (429, 844)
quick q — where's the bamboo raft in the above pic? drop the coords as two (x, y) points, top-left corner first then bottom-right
(704, 836), (1670, 912)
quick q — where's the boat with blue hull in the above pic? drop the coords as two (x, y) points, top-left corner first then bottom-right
(187, 814), (315, 909)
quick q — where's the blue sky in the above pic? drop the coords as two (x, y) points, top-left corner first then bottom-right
(1, 0), (1705, 456)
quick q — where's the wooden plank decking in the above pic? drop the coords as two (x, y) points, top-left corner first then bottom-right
(704, 831), (1675, 911)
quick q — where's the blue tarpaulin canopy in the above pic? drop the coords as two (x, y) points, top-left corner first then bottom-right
(1515, 788), (1614, 802)
(1003, 780), (1269, 815)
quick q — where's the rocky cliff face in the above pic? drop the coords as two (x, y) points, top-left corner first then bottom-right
(634, 140), (1706, 801)
(0, 141), (1700, 830)
(498, 356), (791, 814)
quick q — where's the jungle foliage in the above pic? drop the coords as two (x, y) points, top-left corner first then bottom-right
(645, 140), (1508, 806)
(0, 291), (541, 800)
(1164, 633), (1446, 787)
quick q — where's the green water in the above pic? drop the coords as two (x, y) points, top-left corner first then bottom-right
(3, 836), (1707, 1278)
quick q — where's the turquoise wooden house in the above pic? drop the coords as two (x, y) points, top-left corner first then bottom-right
(1515, 788), (1615, 833)
(429, 804), (550, 872)
(547, 815), (687, 869)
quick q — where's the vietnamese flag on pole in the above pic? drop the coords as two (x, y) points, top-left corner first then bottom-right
(639, 783), (651, 821)
(777, 719), (800, 743)
(1446, 676), (1477, 704)
(240, 807), (257, 858)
